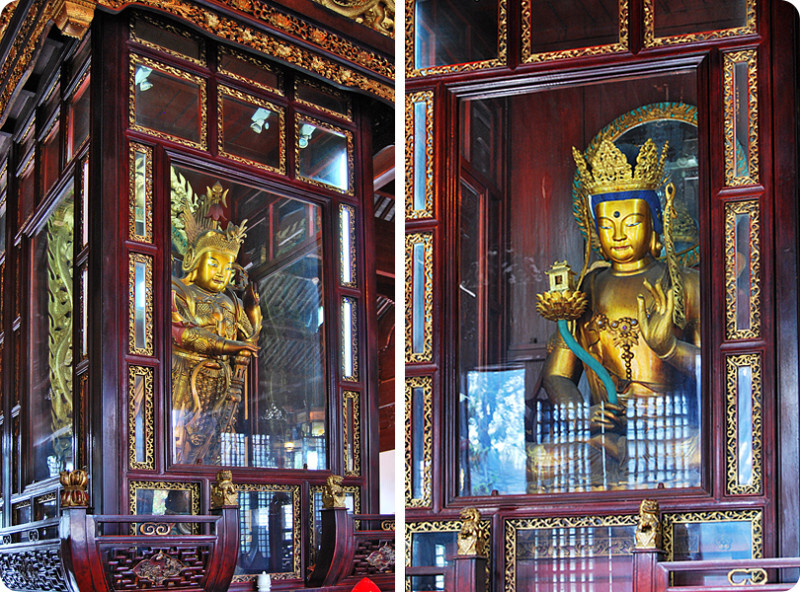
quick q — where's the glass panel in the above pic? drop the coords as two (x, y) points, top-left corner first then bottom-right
(406, 233), (433, 363)
(66, 73), (90, 161)
(0, 200), (6, 259)
(412, 243), (425, 353)
(295, 79), (351, 121)
(735, 212), (751, 330)
(724, 51), (758, 186)
(30, 182), (74, 483)
(237, 487), (299, 577)
(525, 0), (622, 59)
(129, 366), (154, 470)
(734, 62), (750, 176)
(339, 204), (355, 286)
(726, 353), (762, 495)
(737, 365), (753, 486)
(413, 99), (428, 212)
(725, 200), (760, 340)
(513, 523), (636, 590)
(454, 80), (702, 495)
(218, 87), (283, 172)
(80, 267), (88, 358)
(652, 0), (752, 39)
(130, 143), (152, 242)
(411, 386), (426, 500)
(341, 297), (358, 381)
(81, 157), (89, 247)
(218, 47), (282, 94)
(296, 119), (351, 193)
(17, 162), (35, 228)
(130, 55), (206, 149)
(131, 13), (204, 64)
(129, 255), (152, 355)
(414, 0), (500, 70)
(131, 482), (200, 534)
(410, 530), (457, 591)
(41, 121), (61, 196)
(170, 164), (326, 468)
(670, 519), (755, 586)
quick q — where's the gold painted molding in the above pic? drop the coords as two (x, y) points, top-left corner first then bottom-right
(311, 0), (394, 38)
(0, 0), (392, 125)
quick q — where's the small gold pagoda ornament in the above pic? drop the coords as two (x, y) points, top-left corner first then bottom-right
(60, 469), (90, 508)
(635, 499), (662, 550)
(536, 261), (588, 322)
(322, 474), (346, 509)
(210, 470), (238, 509)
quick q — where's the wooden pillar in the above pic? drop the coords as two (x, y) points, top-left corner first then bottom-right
(452, 555), (487, 592)
(632, 548), (664, 592)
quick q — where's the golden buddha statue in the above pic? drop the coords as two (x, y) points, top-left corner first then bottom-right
(171, 184), (262, 465)
(535, 139), (701, 491)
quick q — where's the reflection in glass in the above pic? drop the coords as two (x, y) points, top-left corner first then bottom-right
(133, 260), (148, 351)
(0, 200), (6, 259)
(129, 367), (153, 469)
(735, 212), (751, 331)
(343, 391), (359, 475)
(131, 144), (151, 241)
(17, 162), (34, 226)
(81, 158), (89, 247)
(733, 61), (750, 178)
(411, 387), (426, 500)
(296, 121), (350, 192)
(41, 122), (61, 197)
(237, 488), (297, 576)
(410, 530), (456, 591)
(30, 183), (74, 483)
(342, 297), (357, 380)
(652, 0), (751, 39)
(340, 204), (355, 286)
(131, 14), (204, 64)
(66, 73), (90, 161)
(132, 482), (199, 534)
(81, 268), (88, 358)
(414, 0), (499, 70)
(219, 87), (282, 172)
(218, 47), (282, 94)
(171, 165), (326, 469)
(514, 524), (636, 590)
(737, 365), (753, 487)
(131, 55), (205, 147)
(526, 0), (620, 58)
(413, 100), (427, 211)
(670, 517), (755, 586)
(412, 242), (425, 354)
(295, 80), (351, 120)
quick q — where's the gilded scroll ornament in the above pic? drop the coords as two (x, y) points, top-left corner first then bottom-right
(405, 376), (432, 508)
(457, 508), (482, 556)
(404, 233), (433, 363)
(662, 509), (763, 560)
(60, 469), (89, 507)
(405, 91), (434, 220)
(634, 499), (662, 550)
(343, 391), (361, 476)
(128, 366), (155, 470)
(314, 0), (394, 37)
(53, 0), (95, 39)
(210, 470), (238, 508)
(643, 0), (757, 47)
(728, 568), (767, 585)
(723, 50), (759, 187)
(725, 354), (763, 495)
(170, 174), (262, 465)
(322, 474), (346, 509)
(724, 200), (761, 340)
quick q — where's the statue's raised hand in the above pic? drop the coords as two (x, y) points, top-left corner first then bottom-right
(243, 281), (262, 331)
(636, 275), (677, 359)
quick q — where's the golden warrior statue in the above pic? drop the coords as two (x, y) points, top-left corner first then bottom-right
(535, 138), (701, 490)
(171, 181), (262, 465)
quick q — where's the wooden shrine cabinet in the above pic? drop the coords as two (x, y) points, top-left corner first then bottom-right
(0, 1), (394, 591)
(405, 0), (800, 590)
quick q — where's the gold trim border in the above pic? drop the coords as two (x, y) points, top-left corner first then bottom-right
(725, 353), (763, 495)
(343, 390), (361, 476)
(724, 49), (760, 187)
(504, 515), (637, 592)
(129, 53), (208, 151)
(341, 297), (359, 382)
(128, 252), (154, 356)
(233, 483), (302, 580)
(217, 85), (286, 175)
(129, 12), (207, 66)
(405, 0), (507, 78)
(405, 91), (434, 220)
(128, 480), (201, 516)
(406, 519), (492, 592)
(405, 376), (432, 508)
(339, 204), (357, 288)
(295, 115), (355, 196)
(218, 46), (284, 97)
(521, 0), (629, 63)
(308, 483), (361, 564)
(724, 199), (761, 340)
(128, 142), (153, 243)
(405, 232), (433, 363)
(644, 0), (757, 48)
(128, 365), (155, 471)
(295, 77), (353, 123)
(662, 509), (763, 560)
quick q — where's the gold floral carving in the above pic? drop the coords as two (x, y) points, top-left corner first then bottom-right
(405, 91), (434, 220)
(132, 551), (186, 585)
(0, 1), (18, 44)
(339, 204), (357, 288)
(406, 0), (507, 78)
(0, 0), (391, 129)
(405, 376), (432, 508)
(521, 0), (628, 63)
(313, 0), (394, 37)
(129, 142), (153, 243)
(504, 515), (637, 591)
(128, 366), (155, 470)
(128, 253), (154, 356)
(210, 470), (238, 508)
(723, 50), (760, 187)
(343, 391), (361, 476)
(53, 0), (95, 39)
(725, 353), (763, 495)
(60, 469), (90, 507)
(341, 297), (359, 381)
(724, 200), (761, 340)
(404, 233), (433, 363)
(662, 509), (763, 561)
(234, 483), (301, 579)
(643, 0), (757, 48)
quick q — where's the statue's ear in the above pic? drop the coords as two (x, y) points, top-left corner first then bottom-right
(650, 232), (662, 258)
